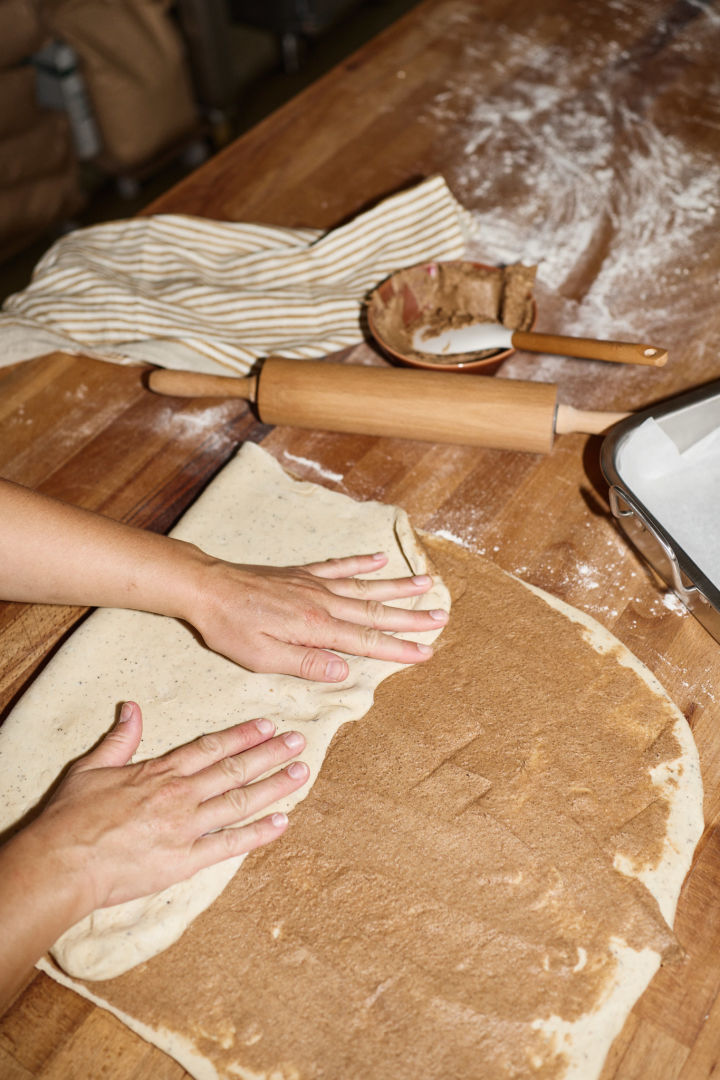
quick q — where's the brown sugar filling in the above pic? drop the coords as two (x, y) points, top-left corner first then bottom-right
(369, 262), (536, 364)
(72, 537), (683, 1079)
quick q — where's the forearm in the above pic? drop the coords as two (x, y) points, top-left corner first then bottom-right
(0, 476), (446, 681)
(0, 831), (89, 1014)
(0, 478), (205, 619)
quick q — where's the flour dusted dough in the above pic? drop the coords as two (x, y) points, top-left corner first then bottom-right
(0, 447), (704, 1080)
(32, 535), (703, 1080)
(0, 442), (450, 979)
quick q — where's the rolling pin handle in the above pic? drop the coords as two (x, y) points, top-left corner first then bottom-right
(147, 368), (258, 403)
(555, 404), (630, 436)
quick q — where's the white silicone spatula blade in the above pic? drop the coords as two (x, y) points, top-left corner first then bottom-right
(414, 323), (513, 354)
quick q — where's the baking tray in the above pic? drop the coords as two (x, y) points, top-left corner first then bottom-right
(600, 379), (720, 643)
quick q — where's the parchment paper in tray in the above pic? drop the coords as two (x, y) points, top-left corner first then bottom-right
(616, 417), (720, 589)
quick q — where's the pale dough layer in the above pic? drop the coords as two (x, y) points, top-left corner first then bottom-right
(0, 442), (450, 979)
(1, 447), (704, 1080)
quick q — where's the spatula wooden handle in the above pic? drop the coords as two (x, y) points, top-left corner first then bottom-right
(511, 331), (667, 367)
(148, 358), (627, 452)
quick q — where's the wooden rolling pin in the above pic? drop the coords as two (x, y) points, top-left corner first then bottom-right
(148, 357), (629, 454)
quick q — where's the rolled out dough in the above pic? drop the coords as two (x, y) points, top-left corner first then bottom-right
(0, 442), (450, 979)
(0, 445), (704, 1080)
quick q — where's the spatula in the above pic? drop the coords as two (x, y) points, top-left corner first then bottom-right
(412, 325), (667, 366)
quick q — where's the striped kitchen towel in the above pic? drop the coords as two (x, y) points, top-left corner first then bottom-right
(0, 175), (469, 375)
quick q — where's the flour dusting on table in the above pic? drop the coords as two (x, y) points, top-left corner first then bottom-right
(423, 0), (720, 406)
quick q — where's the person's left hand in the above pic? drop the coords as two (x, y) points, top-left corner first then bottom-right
(0, 703), (310, 1009)
(14, 703), (309, 915)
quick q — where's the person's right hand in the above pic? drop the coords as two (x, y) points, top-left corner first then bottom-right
(13, 702), (309, 919)
(186, 551), (448, 682)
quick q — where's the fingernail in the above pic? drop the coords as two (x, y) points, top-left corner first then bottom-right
(325, 659), (346, 681)
(416, 643), (433, 655)
(255, 718), (275, 736)
(429, 608), (448, 621)
(271, 812), (288, 827)
(119, 702), (133, 723)
(283, 731), (304, 751)
(371, 552), (386, 561)
(412, 575), (431, 586)
(287, 762), (308, 779)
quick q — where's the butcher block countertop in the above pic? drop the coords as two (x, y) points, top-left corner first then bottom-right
(2, 0), (720, 1076)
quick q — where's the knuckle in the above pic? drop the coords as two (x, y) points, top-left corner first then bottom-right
(299, 650), (324, 680)
(285, 570), (314, 592)
(302, 605), (332, 633)
(359, 625), (384, 650)
(196, 732), (223, 758)
(223, 827), (244, 853)
(134, 757), (165, 782)
(222, 786), (249, 819)
(154, 774), (190, 806)
(365, 598), (387, 625)
(219, 754), (247, 785)
(288, 565), (311, 579)
(352, 575), (371, 596)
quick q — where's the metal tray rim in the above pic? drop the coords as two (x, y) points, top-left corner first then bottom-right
(600, 378), (720, 611)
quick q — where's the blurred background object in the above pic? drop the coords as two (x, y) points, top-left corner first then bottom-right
(0, 0), (82, 264)
(40, 0), (201, 176)
(228, 0), (374, 71)
(0, 0), (419, 301)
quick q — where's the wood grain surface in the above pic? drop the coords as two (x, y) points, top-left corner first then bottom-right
(2, 0), (720, 1076)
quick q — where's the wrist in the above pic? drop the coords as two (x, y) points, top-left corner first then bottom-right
(161, 539), (220, 627)
(0, 826), (93, 957)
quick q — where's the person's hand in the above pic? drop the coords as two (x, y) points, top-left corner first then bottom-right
(0, 702), (309, 1010)
(187, 551), (449, 682)
(11, 702), (309, 918)
(0, 480), (448, 683)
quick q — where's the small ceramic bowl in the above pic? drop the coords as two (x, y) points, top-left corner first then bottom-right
(367, 259), (537, 374)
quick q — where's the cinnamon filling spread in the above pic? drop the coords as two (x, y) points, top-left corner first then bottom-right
(76, 537), (685, 1079)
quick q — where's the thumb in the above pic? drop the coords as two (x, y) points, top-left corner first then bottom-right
(75, 701), (143, 772)
(286, 645), (349, 683)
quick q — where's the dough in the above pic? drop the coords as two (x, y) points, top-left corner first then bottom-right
(0, 442), (450, 979)
(1, 448), (703, 1079)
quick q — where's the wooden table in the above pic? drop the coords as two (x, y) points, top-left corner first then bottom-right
(2, 0), (720, 1075)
